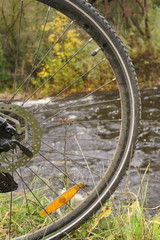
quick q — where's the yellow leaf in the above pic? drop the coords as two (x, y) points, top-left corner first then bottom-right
(88, 206), (112, 234)
(128, 201), (141, 218)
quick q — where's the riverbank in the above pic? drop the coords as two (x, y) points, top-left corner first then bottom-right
(0, 84), (159, 102)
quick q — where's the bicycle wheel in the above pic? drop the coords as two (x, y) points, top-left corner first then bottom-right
(0, 0), (140, 239)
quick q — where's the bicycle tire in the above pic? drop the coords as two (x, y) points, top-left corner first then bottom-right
(0, 0), (140, 239)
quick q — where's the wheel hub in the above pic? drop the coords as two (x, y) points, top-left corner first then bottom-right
(0, 104), (42, 173)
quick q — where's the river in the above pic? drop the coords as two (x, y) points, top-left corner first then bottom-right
(119, 88), (160, 215)
(18, 87), (160, 215)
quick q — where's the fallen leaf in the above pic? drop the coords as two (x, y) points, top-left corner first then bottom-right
(88, 205), (112, 236)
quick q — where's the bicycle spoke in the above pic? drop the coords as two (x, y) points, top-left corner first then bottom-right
(0, 0), (140, 238)
(9, 20), (75, 103)
(22, 7), (51, 103)
(15, 169), (54, 222)
(40, 147), (114, 160)
(27, 166), (59, 197)
(38, 152), (89, 195)
(74, 135), (103, 206)
(27, 166), (74, 210)
(41, 119), (121, 129)
(34, 58), (107, 113)
(14, 0), (23, 98)
(19, 168), (34, 233)
(40, 78), (116, 125)
(27, 129), (108, 178)
(23, 38), (93, 103)
(9, 176), (13, 240)
(40, 140), (106, 180)
(34, 97), (120, 115)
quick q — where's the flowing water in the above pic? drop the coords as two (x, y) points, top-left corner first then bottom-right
(19, 88), (160, 214)
(123, 88), (160, 212)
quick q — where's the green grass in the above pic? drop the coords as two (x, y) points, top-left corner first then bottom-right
(0, 177), (53, 239)
(0, 167), (160, 239)
(1, 191), (159, 240)
(65, 197), (160, 240)
(65, 165), (160, 240)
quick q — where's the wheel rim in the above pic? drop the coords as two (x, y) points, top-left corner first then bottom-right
(0, 1), (138, 239)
